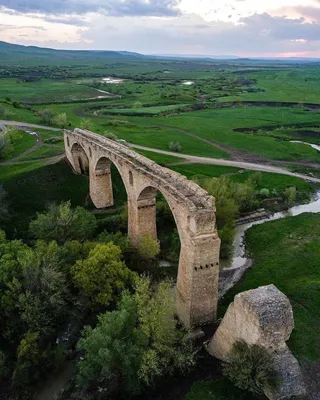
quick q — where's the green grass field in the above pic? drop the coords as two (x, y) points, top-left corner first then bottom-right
(220, 213), (320, 362)
(0, 78), (106, 103)
(1, 130), (36, 160)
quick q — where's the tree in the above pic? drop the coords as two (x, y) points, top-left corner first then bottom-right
(259, 188), (270, 198)
(0, 350), (9, 380)
(104, 130), (118, 141)
(0, 185), (9, 222)
(199, 176), (239, 258)
(133, 101), (143, 108)
(169, 141), (182, 152)
(0, 127), (22, 160)
(79, 119), (93, 130)
(38, 108), (55, 125)
(76, 277), (195, 397)
(223, 341), (277, 396)
(53, 112), (68, 128)
(72, 243), (135, 307)
(29, 201), (97, 244)
(284, 187), (297, 207)
(77, 294), (142, 396)
(137, 234), (160, 260)
(17, 241), (69, 334)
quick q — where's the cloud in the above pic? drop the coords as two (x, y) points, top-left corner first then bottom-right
(78, 12), (320, 56)
(0, 0), (182, 17)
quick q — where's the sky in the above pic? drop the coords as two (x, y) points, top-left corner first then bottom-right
(0, 0), (320, 57)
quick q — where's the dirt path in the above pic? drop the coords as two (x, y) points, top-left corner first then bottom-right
(131, 144), (320, 184)
(152, 124), (320, 168)
(0, 120), (61, 131)
(1, 120), (320, 183)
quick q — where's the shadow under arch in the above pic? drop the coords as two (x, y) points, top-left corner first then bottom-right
(135, 184), (184, 261)
(90, 155), (129, 210)
(70, 142), (89, 175)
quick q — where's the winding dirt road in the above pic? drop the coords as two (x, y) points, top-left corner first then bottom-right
(1, 120), (319, 184)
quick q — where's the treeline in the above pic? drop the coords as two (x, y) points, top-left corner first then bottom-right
(197, 174), (299, 258)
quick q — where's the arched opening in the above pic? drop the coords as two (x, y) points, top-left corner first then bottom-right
(90, 156), (127, 210)
(129, 171), (133, 186)
(71, 143), (89, 175)
(89, 147), (92, 158)
(67, 137), (70, 147)
(136, 186), (181, 268)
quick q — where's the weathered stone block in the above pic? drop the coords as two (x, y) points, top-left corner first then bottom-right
(208, 285), (305, 400)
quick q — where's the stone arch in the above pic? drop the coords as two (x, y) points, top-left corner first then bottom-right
(70, 142), (89, 175)
(134, 184), (185, 247)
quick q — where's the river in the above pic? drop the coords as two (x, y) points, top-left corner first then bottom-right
(219, 189), (320, 297)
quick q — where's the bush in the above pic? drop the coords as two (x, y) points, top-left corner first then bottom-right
(169, 141), (182, 152)
(38, 108), (55, 125)
(259, 188), (270, 198)
(137, 234), (160, 260)
(53, 113), (68, 128)
(222, 341), (277, 395)
(29, 201), (97, 244)
(104, 130), (118, 141)
(72, 243), (135, 307)
(44, 136), (63, 144)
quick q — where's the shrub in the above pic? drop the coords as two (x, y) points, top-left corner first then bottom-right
(53, 113), (68, 128)
(137, 234), (160, 260)
(104, 130), (118, 141)
(44, 136), (63, 144)
(29, 201), (97, 244)
(169, 141), (182, 152)
(284, 187), (297, 207)
(38, 108), (55, 125)
(259, 188), (270, 198)
(222, 341), (277, 395)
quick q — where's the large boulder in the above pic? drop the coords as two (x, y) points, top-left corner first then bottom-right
(208, 285), (305, 400)
(210, 284), (294, 359)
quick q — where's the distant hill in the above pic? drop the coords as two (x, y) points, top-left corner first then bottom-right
(0, 40), (146, 64)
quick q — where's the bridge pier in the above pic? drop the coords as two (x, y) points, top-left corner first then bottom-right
(176, 233), (220, 328)
(90, 158), (114, 209)
(128, 187), (158, 246)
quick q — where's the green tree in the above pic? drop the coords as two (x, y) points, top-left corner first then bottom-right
(0, 350), (9, 380)
(284, 187), (297, 207)
(29, 201), (97, 244)
(223, 341), (277, 396)
(137, 234), (160, 260)
(53, 112), (68, 128)
(79, 119), (93, 130)
(169, 141), (182, 152)
(38, 108), (55, 125)
(77, 294), (142, 396)
(17, 241), (69, 334)
(72, 243), (135, 307)
(104, 130), (118, 141)
(0, 185), (9, 222)
(199, 176), (239, 258)
(76, 276), (195, 397)
(13, 331), (49, 387)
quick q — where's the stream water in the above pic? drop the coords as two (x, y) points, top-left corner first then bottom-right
(219, 190), (320, 297)
(290, 140), (320, 152)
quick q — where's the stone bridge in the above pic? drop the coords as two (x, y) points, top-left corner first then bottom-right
(64, 128), (221, 328)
